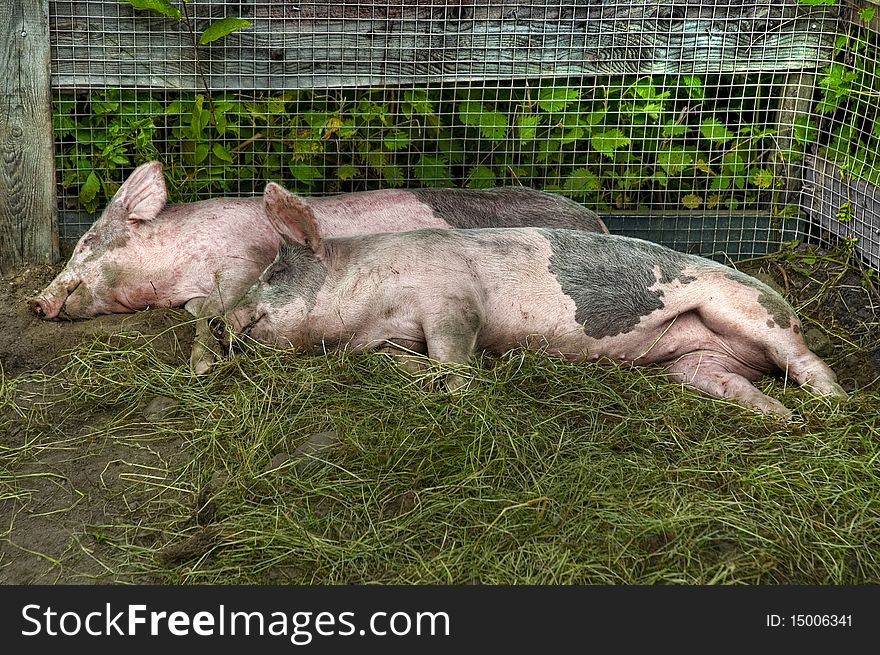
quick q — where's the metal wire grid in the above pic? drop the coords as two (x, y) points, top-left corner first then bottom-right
(48, 1), (875, 266)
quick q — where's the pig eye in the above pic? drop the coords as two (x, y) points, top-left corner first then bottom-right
(265, 264), (286, 284)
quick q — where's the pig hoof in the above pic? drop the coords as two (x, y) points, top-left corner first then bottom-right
(192, 358), (213, 375)
(190, 349), (216, 375)
(752, 396), (793, 418)
(443, 373), (471, 393)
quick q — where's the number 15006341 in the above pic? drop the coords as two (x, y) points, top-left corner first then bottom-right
(766, 614), (852, 628)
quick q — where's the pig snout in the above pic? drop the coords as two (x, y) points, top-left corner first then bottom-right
(28, 295), (58, 319)
(28, 276), (81, 320)
(223, 306), (264, 339)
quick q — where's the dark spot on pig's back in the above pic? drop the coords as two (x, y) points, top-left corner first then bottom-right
(543, 231), (697, 339)
(411, 188), (605, 232)
(723, 269), (794, 329)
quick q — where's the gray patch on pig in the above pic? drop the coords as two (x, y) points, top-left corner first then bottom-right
(261, 243), (328, 312)
(411, 188), (606, 232)
(542, 231), (698, 339)
(78, 217), (132, 264)
(723, 270), (794, 329)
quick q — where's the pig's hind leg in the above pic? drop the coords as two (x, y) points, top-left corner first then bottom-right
(687, 290), (846, 403)
(664, 356), (793, 417)
(763, 344), (846, 399)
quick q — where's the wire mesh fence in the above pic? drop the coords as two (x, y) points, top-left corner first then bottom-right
(48, 0), (879, 267)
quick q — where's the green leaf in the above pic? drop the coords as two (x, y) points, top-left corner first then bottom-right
(591, 129), (630, 158)
(797, 0), (836, 5)
(191, 95), (209, 141)
(267, 96), (286, 115)
(699, 118), (735, 144)
(585, 110), (607, 126)
(656, 147), (694, 175)
(681, 75), (705, 100)
(537, 87), (579, 113)
(199, 17), (253, 45)
(458, 102), (508, 141)
(413, 155), (450, 187)
(722, 152), (746, 174)
(633, 82), (669, 101)
(212, 143), (233, 163)
(337, 165), (360, 182)
(750, 168), (775, 189)
(465, 166), (496, 189)
(835, 202), (854, 223)
(214, 111), (228, 136)
(366, 150), (387, 170)
(457, 101), (484, 127)
(300, 113), (329, 137)
(383, 130), (412, 151)
(80, 171), (101, 207)
(859, 7), (876, 22)
(91, 99), (119, 115)
(53, 114), (76, 137)
(382, 165), (404, 187)
(194, 143), (210, 164)
(125, 0), (181, 20)
(289, 162), (323, 186)
(793, 116), (818, 145)
(563, 168), (600, 193)
(681, 194), (702, 209)
(403, 90), (435, 117)
(662, 121), (690, 138)
(711, 175), (732, 191)
(515, 114), (540, 142)
(477, 111), (508, 141)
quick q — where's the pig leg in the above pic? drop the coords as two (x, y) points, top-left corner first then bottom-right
(184, 298), (221, 375)
(664, 356), (793, 417)
(375, 339), (429, 375)
(187, 270), (257, 373)
(421, 309), (483, 391)
(689, 301), (846, 401)
(763, 346), (847, 399)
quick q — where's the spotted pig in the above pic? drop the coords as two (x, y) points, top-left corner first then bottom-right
(225, 187), (846, 416)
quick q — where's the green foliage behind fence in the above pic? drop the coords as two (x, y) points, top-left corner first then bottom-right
(54, 74), (810, 215)
(53, 19), (880, 219)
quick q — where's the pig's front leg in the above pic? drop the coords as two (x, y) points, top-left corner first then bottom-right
(421, 307), (483, 392)
(186, 272), (256, 374)
(185, 297), (221, 375)
(375, 338), (429, 375)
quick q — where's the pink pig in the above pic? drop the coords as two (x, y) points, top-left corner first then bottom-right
(29, 162), (608, 373)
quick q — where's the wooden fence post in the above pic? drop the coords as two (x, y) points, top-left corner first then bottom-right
(0, 0), (58, 275)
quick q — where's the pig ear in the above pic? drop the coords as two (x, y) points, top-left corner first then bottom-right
(111, 161), (168, 224)
(263, 182), (322, 251)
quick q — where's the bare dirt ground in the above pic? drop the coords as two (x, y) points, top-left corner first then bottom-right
(1, 242), (879, 584)
(1, 246), (196, 584)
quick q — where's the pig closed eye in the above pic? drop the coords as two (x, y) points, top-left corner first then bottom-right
(266, 266), (287, 283)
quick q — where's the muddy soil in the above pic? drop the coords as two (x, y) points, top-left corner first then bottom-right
(1, 246), (196, 584)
